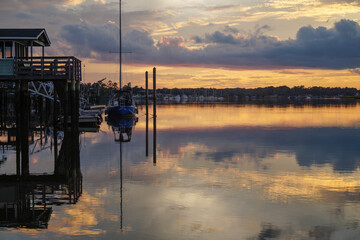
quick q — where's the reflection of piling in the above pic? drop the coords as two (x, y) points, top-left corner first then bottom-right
(145, 71), (149, 157)
(120, 141), (123, 231)
(153, 67), (156, 165)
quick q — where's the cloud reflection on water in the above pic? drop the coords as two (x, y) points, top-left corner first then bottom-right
(7, 103), (360, 239)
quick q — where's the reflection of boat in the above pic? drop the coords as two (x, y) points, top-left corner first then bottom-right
(107, 105), (138, 232)
(105, 84), (138, 118)
(106, 115), (138, 142)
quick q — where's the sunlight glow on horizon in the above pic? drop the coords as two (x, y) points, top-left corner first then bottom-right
(83, 60), (360, 89)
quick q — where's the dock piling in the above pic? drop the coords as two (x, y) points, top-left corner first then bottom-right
(146, 71), (149, 157)
(153, 67), (156, 165)
(20, 81), (29, 177)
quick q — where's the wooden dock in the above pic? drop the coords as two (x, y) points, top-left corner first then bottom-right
(0, 28), (83, 229)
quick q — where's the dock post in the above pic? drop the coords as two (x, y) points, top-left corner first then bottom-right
(146, 71), (149, 116)
(0, 89), (4, 127)
(15, 81), (21, 177)
(38, 96), (43, 124)
(0, 89), (3, 127)
(75, 80), (80, 175)
(146, 71), (149, 157)
(70, 79), (76, 137)
(20, 81), (29, 177)
(39, 96), (43, 146)
(63, 82), (69, 132)
(45, 98), (51, 124)
(53, 88), (58, 171)
(60, 82), (69, 176)
(69, 79), (76, 176)
(153, 68), (156, 117)
(153, 67), (156, 165)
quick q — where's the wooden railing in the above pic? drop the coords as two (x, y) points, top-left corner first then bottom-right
(12, 57), (82, 82)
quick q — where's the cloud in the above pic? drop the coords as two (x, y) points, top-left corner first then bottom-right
(15, 12), (33, 19)
(0, 0), (75, 9)
(60, 19), (360, 70)
(205, 31), (241, 45)
(155, 126), (360, 172)
(320, 0), (360, 4)
(224, 25), (239, 34)
(60, 21), (120, 60)
(191, 36), (203, 44)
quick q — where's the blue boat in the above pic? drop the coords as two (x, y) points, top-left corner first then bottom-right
(105, 84), (138, 118)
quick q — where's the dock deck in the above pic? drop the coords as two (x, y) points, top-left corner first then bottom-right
(0, 56), (81, 82)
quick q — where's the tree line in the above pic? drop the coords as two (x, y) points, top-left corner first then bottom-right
(82, 81), (359, 104)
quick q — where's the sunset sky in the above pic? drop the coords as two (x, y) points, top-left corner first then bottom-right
(2, 0), (360, 88)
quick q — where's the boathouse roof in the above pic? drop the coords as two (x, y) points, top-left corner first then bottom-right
(0, 29), (51, 46)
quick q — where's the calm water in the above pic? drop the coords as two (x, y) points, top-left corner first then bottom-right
(2, 102), (360, 239)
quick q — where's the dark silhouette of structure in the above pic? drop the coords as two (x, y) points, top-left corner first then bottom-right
(0, 29), (82, 228)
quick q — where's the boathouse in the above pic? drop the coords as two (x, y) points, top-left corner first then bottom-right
(0, 28), (81, 82)
(0, 28), (81, 178)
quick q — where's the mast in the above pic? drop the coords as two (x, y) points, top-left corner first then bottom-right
(119, 0), (122, 90)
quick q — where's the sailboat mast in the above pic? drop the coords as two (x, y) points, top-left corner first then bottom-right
(119, 0), (122, 90)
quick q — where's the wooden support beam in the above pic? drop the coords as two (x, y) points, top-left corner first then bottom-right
(12, 41), (15, 58)
(2, 41), (5, 58)
(15, 81), (21, 177)
(30, 41), (33, 75)
(75, 81), (80, 175)
(20, 80), (29, 177)
(53, 89), (58, 171)
(41, 46), (44, 79)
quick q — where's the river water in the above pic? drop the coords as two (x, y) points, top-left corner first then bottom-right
(2, 102), (360, 239)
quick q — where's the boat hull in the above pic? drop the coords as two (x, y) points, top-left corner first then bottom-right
(105, 105), (137, 118)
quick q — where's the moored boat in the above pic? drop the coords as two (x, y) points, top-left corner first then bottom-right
(105, 0), (138, 118)
(105, 83), (138, 118)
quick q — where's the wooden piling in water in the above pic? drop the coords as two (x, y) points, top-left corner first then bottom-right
(146, 71), (149, 157)
(69, 79), (76, 177)
(20, 81), (29, 177)
(146, 71), (149, 116)
(53, 87), (58, 170)
(15, 81), (21, 177)
(0, 89), (3, 127)
(153, 67), (156, 165)
(38, 96), (43, 146)
(75, 81), (80, 175)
